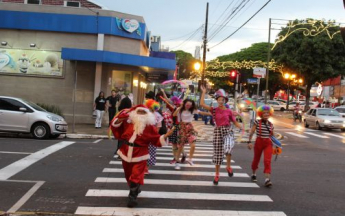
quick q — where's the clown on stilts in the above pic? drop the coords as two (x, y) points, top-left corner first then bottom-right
(110, 105), (174, 207)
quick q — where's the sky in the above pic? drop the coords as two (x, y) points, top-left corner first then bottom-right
(94, 0), (345, 60)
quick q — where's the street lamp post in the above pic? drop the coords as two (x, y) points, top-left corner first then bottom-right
(284, 73), (300, 110)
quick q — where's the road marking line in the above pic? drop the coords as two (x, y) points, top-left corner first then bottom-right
(109, 161), (242, 169)
(85, 190), (270, 201)
(285, 132), (309, 138)
(93, 139), (103, 143)
(157, 148), (212, 153)
(157, 152), (211, 157)
(103, 168), (248, 177)
(155, 156), (234, 163)
(323, 133), (345, 139)
(0, 151), (31, 155)
(75, 207), (286, 216)
(162, 146), (213, 150)
(304, 132), (329, 138)
(0, 141), (75, 180)
(7, 181), (45, 213)
(95, 177), (257, 188)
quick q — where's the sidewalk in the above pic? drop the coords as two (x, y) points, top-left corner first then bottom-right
(66, 124), (110, 139)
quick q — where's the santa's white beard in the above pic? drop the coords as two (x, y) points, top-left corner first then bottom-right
(129, 109), (156, 135)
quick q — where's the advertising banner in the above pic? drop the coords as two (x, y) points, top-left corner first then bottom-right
(0, 48), (63, 77)
(253, 67), (266, 78)
(247, 78), (258, 84)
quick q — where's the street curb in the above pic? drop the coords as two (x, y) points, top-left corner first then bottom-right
(63, 134), (109, 139)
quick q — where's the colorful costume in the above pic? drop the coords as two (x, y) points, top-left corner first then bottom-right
(110, 105), (167, 207)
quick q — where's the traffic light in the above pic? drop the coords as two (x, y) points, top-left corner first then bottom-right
(230, 70), (237, 78)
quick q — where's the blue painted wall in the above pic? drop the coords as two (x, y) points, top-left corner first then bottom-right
(62, 48), (176, 71)
(0, 10), (146, 41)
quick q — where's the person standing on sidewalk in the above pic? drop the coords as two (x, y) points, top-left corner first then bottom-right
(93, 91), (106, 129)
(106, 90), (120, 125)
(200, 86), (242, 185)
(247, 105), (275, 187)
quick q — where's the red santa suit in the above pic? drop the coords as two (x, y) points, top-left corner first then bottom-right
(110, 106), (167, 185)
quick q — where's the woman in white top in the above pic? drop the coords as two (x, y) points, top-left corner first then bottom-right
(173, 99), (210, 169)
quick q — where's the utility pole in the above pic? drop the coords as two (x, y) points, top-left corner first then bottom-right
(201, 2), (209, 87)
(265, 18), (272, 104)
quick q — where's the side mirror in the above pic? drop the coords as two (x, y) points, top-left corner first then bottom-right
(19, 107), (27, 112)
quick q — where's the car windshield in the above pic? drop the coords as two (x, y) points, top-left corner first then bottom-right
(335, 108), (345, 113)
(317, 109), (340, 116)
(23, 100), (47, 112)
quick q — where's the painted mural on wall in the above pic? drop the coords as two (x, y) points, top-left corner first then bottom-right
(0, 49), (63, 77)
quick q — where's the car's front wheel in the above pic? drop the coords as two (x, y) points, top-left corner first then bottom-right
(280, 107), (285, 111)
(304, 120), (309, 128)
(31, 123), (50, 139)
(316, 122), (322, 130)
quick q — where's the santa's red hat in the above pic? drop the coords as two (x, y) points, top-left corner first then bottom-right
(116, 104), (149, 119)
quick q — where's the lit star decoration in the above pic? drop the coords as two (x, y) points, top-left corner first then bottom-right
(204, 59), (283, 77)
(272, 19), (341, 50)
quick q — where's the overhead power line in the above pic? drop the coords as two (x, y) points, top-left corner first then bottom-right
(170, 25), (204, 50)
(210, 0), (272, 49)
(165, 25), (204, 41)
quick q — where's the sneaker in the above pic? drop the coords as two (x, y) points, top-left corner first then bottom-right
(186, 159), (194, 166)
(226, 167), (234, 177)
(251, 175), (257, 182)
(213, 175), (219, 185)
(170, 158), (176, 164)
(174, 163), (181, 170)
(181, 154), (186, 163)
(265, 179), (272, 187)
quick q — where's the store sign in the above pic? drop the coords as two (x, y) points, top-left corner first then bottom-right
(116, 17), (142, 36)
(147, 73), (167, 82)
(247, 78), (258, 84)
(253, 67), (266, 78)
(0, 49), (63, 77)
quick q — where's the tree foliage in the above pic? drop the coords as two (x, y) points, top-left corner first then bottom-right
(170, 50), (199, 79)
(272, 19), (345, 108)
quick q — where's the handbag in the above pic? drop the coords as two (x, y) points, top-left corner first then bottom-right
(92, 110), (97, 119)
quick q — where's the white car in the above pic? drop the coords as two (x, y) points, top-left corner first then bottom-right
(303, 108), (345, 131)
(0, 96), (68, 139)
(334, 106), (345, 118)
(267, 100), (286, 111)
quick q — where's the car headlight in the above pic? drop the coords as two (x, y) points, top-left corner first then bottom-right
(47, 115), (63, 122)
(324, 120), (331, 123)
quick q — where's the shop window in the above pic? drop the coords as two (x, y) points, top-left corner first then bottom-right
(25, 0), (41, 4)
(111, 71), (132, 95)
(64, 1), (80, 7)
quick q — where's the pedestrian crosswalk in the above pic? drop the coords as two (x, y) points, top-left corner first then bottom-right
(284, 131), (344, 139)
(75, 141), (286, 216)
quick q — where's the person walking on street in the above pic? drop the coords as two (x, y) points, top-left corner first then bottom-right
(94, 91), (106, 129)
(110, 105), (174, 207)
(200, 86), (242, 185)
(144, 99), (164, 174)
(107, 90), (120, 125)
(173, 99), (209, 170)
(247, 105), (275, 187)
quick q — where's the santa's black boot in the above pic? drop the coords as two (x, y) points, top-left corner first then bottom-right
(127, 182), (140, 208)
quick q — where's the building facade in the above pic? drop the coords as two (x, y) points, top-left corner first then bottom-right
(0, 1), (175, 124)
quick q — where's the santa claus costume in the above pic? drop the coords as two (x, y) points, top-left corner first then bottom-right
(110, 105), (170, 207)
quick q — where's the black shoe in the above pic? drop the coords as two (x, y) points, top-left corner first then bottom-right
(251, 175), (257, 182)
(127, 195), (138, 208)
(181, 154), (186, 163)
(265, 179), (272, 187)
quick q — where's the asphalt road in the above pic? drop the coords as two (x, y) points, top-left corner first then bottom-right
(0, 116), (344, 216)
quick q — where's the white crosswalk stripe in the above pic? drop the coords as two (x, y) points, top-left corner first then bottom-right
(323, 133), (345, 139)
(103, 168), (249, 178)
(303, 132), (329, 138)
(110, 161), (242, 169)
(75, 207), (287, 216)
(76, 122), (285, 215)
(285, 132), (309, 138)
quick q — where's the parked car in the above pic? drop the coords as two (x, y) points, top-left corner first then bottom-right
(303, 108), (345, 131)
(267, 100), (286, 111)
(334, 106), (345, 118)
(0, 96), (68, 139)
